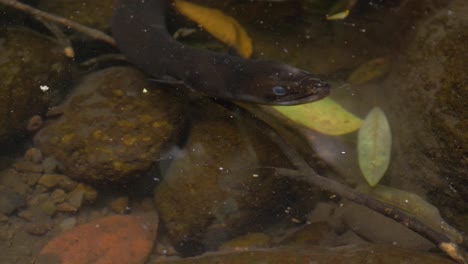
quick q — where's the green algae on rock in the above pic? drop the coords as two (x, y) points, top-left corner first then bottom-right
(0, 27), (72, 146)
(34, 67), (185, 183)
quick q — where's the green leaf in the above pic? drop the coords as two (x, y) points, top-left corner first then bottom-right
(272, 98), (363, 135)
(358, 107), (391, 186)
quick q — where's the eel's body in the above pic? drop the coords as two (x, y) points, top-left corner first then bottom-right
(111, 0), (330, 105)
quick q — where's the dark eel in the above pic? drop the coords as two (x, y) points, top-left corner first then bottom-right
(111, 0), (330, 105)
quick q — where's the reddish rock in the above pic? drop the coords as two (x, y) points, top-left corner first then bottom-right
(37, 214), (158, 264)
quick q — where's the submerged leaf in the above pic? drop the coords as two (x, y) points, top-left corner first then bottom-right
(327, 0), (356, 20)
(326, 10), (350, 20)
(361, 184), (463, 243)
(347, 57), (390, 85)
(272, 98), (362, 135)
(358, 107), (391, 186)
(174, 0), (253, 58)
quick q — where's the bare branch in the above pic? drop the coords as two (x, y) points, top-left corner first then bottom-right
(0, 0), (116, 46)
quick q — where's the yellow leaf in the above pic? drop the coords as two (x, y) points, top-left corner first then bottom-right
(357, 107), (391, 186)
(347, 57), (390, 85)
(272, 97), (363, 135)
(174, 0), (253, 58)
(326, 10), (350, 20)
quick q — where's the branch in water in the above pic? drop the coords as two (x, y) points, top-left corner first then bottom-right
(229, 102), (467, 264)
(0, 0), (116, 46)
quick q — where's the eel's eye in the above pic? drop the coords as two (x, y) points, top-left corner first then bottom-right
(272, 86), (286, 96)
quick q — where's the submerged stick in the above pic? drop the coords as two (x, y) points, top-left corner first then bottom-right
(0, 0), (116, 46)
(228, 102), (467, 264)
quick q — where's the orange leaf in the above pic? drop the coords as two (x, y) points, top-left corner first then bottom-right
(174, 0), (253, 58)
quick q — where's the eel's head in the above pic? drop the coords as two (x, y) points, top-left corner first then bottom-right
(234, 60), (330, 106)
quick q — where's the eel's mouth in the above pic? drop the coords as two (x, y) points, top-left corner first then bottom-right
(272, 77), (331, 106)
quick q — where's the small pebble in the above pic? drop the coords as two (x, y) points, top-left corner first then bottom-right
(38, 174), (68, 188)
(74, 184), (98, 203)
(42, 157), (59, 174)
(39, 200), (57, 216)
(110, 196), (130, 214)
(25, 222), (52, 236)
(67, 189), (84, 209)
(17, 210), (34, 221)
(56, 202), (78, 213)
(27, 115), (43, 132)
(50, 189), (66, 204)
(0, 213), (8, 222)
(14, 161), (44, 173)
(25, 173), (42, 187)
(0, 191), (25, 215)
(24, 148), (43, 163)
(58, 177), (78, 192)
(59, 217), (77, 231)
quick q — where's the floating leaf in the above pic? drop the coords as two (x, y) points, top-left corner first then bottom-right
(361, 184), (463, 243)
(272, 97), (362, 135)
(347, 57), (390, 85)
(174, 0), (253, 58)
(358, 107), (391, 186)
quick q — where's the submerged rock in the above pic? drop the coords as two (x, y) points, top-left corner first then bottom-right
(154, 103), (319, 256)
(34, 67), (185, 183)
(384, 0), (468, 228)
(0, 28), (72, 146)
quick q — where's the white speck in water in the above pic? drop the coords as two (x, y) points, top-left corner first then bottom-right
(252, 174), (259, 178)
(447, 10), (454, 16)
(360, 28), (367, 33)
(404, 199), (409, 203)
(283, 48), (289, 53)
(142, 88), (148, 93)
(40, 85), (49, 92)
(341, 151), (346, 154)
(392, 241), (398, 246)
(219, 167), (224, 171)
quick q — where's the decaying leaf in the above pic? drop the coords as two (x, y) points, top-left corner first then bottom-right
(272, 97), (362, 135)
(174, 0), (253, 58)
(347, 57), (390, 85)
(361, 184), (463, 243)
(327, 0), (356, 20)
(357, 107), (391, 186)
(326, 10), (350, 20)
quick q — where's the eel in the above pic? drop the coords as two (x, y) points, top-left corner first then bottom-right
(111, 0), (330, 105)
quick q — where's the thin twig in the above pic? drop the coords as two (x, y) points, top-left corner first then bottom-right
(0, 0), (116, 46)
(228, 102), (467, 264)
